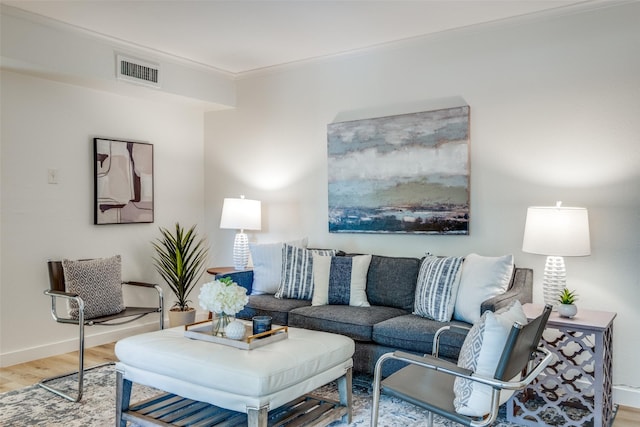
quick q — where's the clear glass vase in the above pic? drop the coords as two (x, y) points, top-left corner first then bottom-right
(211, 312), (231, 337)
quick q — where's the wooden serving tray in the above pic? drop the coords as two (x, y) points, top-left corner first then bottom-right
(184, 320), (288, 350)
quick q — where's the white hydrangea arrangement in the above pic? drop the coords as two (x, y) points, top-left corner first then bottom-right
(198, 277), (248, 316)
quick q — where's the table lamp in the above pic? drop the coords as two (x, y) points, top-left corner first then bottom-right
(220, 196), (261, 270)
(522, 202), (590, 307)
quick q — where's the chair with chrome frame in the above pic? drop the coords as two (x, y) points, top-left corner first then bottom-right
(41, 257), (164, 402)
(371, 304), (553, 427)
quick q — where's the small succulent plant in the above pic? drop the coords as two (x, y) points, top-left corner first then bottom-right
(558, 288), (578, 305)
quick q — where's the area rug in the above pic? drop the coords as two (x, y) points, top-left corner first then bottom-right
(0, 365), (521, 426)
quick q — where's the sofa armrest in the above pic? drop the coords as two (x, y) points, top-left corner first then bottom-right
(481, 267), (533, 313)
(216, 270), (254, 294)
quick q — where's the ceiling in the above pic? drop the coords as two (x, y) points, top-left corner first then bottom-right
(4, 0), (601, 75)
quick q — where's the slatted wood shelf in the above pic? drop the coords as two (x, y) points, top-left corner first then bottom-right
(121, 392), (348, 427)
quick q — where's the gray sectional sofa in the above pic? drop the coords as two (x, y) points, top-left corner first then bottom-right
(218, 254), (532, 376)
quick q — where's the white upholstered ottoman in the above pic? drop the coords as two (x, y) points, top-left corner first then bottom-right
(115, 325), (354, 427)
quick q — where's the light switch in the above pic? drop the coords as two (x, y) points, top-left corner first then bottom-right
(47, 169), (59, 184)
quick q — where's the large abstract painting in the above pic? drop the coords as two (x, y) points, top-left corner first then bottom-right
(327, 106), (470, 235)
(94, 138), (154, 224)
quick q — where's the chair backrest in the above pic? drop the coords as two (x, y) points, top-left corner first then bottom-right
(494, 304), (552, 381)
(48, 260), (66, 292)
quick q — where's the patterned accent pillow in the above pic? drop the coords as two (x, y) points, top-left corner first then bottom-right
(453, 300), (527, 416)
(249, 238), (307, 295)
(275, 245), (336, 300)
(413, 255), (464, 322)
(62, 255), (125, 320)
(312, 254), (372, 307)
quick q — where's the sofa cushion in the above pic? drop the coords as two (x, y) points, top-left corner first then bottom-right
(373, 314), (469, 360)
(249, 238), (307, 295)
(236, 294), (311, 326)
(312, 254), (371, 307)
(275, 245), (336, 300)
(413, 255), (464, 322)
(366, 255), (421, 311)
(62, 255), (125, 320)
(453, 253), (514, 324)
(289, 305), (407, 342)
(453, 300), (527, 416)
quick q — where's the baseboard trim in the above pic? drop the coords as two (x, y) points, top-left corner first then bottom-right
(1, 321), (159, 367)
(1, 311), (211, 368)
(614, 385), (640, 409)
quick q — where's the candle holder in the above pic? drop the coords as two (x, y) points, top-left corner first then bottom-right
(252, 316), (272, 338)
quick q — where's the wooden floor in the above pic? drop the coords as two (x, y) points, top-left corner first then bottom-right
(0, 342), (116, 393)
(1, 343), (638, 427)
(614, 406), (640, 427)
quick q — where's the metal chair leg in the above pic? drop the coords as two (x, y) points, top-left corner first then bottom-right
(38, 303), (87, 402)
(154, 284), (164, 330)
(371, 352), (392, 427)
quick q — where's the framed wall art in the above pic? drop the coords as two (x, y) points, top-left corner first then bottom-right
(327, 106), (470, 235)
(94, 138), (154, 225)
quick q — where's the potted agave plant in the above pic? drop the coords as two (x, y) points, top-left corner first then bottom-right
(152, 223), (209, 327)
(557, 288), (578, 318)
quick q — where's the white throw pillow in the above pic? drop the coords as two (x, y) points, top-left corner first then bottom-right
(453, 253), (514, 324)
(312, 254), (372, 307)
(249, 238), (307, 295)
(453, 300), (527, 416)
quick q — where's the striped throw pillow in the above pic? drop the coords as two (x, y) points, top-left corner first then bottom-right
(413, 255), (464, 322)
(275, 245), (336, 300)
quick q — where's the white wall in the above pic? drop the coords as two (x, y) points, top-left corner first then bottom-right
(1, 5), (236, 111)
(0, 71), (206, 365)
(204, 3), (640, 406)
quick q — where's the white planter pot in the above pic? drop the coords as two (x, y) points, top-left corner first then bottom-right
(168, 308), (196, 328)
(558, 303), (577, 318)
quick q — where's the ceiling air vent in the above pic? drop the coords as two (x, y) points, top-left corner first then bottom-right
(116, 55), (160, 88)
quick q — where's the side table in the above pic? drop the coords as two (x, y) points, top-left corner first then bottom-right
(507, 303), (616, 427)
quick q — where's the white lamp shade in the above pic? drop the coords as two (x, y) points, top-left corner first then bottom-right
(219, 198), (261, 231)
(522, 205), (591, 257)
